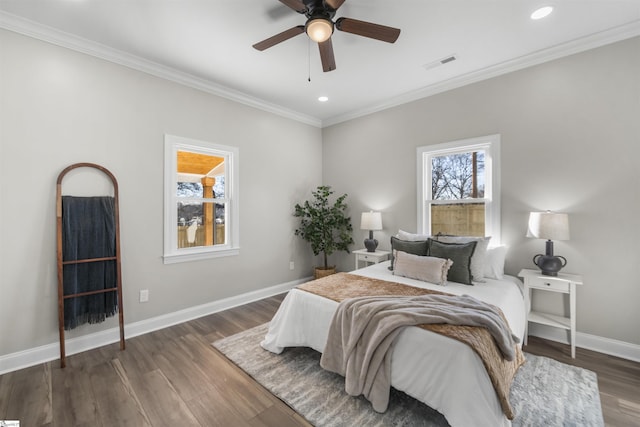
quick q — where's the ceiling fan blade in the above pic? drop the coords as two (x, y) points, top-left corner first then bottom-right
(266, 4), (293, 20)
(325, 0), (346, 11)
(253, 26), (305, 51)
(279, 0), (307, 13)
(318, 38), (336, 72)
(335, 17), (400, 43)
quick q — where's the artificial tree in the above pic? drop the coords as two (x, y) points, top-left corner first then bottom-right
(294, 185), (354, 275)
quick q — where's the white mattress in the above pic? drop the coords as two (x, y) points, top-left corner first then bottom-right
(261, 261), (526, 427)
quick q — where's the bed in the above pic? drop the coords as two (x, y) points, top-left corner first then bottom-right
(261, 260), (526, 427)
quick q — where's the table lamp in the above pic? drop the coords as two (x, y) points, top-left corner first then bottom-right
(527, 211), (570, 276)
(361, 211), (382, 252)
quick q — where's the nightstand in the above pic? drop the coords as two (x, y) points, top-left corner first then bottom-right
(353, 249), (390, 270)
(518, 268), (583, 358)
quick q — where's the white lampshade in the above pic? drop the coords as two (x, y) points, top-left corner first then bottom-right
(361, 211), (383, 231)
(527, 211), (570, 241)
(306, 18), (334, 43)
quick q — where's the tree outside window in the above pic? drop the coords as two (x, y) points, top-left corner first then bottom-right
(431, 152), (485, 200)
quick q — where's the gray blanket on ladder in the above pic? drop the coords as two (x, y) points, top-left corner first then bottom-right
(62, 196), (118, 330)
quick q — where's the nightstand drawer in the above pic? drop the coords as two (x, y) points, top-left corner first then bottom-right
(360, 254), (377, 262)
(530, 278), (570, 293)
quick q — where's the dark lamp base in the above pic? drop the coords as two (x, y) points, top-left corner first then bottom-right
(533, 240), (567, 276)
(364, 238), (378, 252)
(534, 255), (564, 276)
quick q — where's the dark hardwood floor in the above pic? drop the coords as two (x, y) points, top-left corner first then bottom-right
(1, 293), (638, 426)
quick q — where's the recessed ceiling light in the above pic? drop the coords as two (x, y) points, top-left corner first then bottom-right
(531, 6), (553, 20)
(318, 96), (329, 102)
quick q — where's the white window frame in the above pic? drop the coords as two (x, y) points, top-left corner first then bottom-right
(163, 134), (239, 264)
(416, 134), (501, 243)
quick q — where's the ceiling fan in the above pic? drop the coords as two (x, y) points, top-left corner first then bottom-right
(253, 0), (401, 72)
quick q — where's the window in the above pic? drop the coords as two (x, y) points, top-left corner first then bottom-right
(164, 135), (239, 264)
(417, 134), (500, 242)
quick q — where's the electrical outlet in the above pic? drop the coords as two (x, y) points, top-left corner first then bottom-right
(289, 261), (295, 270)
(139, 289), (149, 303)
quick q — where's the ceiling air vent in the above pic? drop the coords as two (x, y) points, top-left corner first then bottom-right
(423, 54), (457, 71)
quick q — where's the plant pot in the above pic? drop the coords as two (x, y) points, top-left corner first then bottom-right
(314, 266), (336, 279)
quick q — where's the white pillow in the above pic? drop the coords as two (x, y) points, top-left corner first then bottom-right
(393, 250), (453, 286)
(436, 236), (491, 281)
(484, 246), (507, 280)
(397, 229), (431, 241)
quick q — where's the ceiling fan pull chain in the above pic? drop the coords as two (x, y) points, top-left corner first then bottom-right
(308, 38), (312, 82)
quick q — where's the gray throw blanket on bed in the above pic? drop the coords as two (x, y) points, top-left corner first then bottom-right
(319, 293), (520, 413)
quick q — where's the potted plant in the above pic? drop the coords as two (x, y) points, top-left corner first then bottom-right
(294, 185), (354, 279)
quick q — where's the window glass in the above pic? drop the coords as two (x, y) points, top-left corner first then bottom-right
(431, 151), (484, 200)
(430, 203), (486, 237)
(176, 151), (226, 248)
(430, 151), (485, 236)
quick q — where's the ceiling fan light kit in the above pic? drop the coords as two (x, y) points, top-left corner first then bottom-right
(306, 17), (334, 42)
(254, 0), (401, 72)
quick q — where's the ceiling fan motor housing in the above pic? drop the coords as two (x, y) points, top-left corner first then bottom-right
(300, 0), (339, 17)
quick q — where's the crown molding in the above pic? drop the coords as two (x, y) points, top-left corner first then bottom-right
(322, 20), (640, 127)
(2, 11), (638, 129)
(0, 11), (322, 128)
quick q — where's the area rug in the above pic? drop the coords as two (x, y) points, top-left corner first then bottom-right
(213, 323), (604, 427)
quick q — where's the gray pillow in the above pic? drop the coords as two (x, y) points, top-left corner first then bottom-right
(436, 236), (491, 281)
(389, 236), (429, 270)
(428, 239), (477, 285)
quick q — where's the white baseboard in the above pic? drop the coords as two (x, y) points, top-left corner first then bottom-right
(0, 277), (311, 375)
(528, 324), (640, 363)
(4, 282), (638, 375)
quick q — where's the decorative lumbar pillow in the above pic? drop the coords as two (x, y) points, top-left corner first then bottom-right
(393, 250), (453, 286)
(428, 239), (477, 285)
(484, 246), (508, 280)
(435, 235), (491, 281)
(389, 236), (429, 270)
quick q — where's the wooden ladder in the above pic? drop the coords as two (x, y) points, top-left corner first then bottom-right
(56, 163), (125, 368)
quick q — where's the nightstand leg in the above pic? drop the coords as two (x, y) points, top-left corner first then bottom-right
(570, 283), (576, 358)
(523, 285), (531, 346)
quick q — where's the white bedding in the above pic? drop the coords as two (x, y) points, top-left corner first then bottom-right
(261, 261), (526, 427)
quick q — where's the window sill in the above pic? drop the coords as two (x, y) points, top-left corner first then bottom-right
(163, 247), (240, 264)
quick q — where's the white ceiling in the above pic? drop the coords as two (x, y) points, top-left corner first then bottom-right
(1, 1), (639, 127)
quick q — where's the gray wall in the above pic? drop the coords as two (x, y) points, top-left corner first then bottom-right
(1, 27), (638, 360)
(0, 30), (322, 356)
(323, 37), (640, 346)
